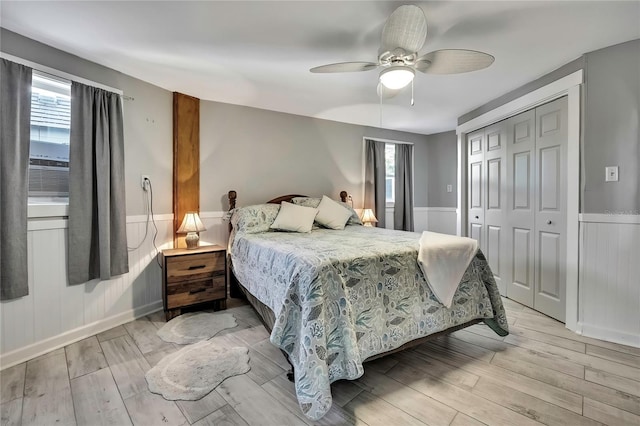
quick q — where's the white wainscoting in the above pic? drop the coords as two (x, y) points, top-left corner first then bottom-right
(578, 214), (640, 348)
(0, 211), (229, 369)
(385, 207), (457, 234)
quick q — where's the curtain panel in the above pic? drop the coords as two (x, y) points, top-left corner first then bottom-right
(68, 82), (128, 285)
(394, 143), (414, 231)
(0, 59), (32, 300)
(364, 138), (386, 229)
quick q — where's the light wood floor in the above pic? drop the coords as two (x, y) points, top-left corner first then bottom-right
(2, 296), (639, 426)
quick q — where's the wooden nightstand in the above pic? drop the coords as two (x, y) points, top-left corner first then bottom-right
(160, 245), (227, 320)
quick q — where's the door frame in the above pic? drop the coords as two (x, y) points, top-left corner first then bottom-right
(456, 70), (582, 333)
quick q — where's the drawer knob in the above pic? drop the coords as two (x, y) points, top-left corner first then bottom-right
(547, 220), (552, 225)
(475, 216), (479, 220)
(189, 287), (207, 294)
(188, 265), (206, 270)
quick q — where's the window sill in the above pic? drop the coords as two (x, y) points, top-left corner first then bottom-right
(28, 203), (69, 219)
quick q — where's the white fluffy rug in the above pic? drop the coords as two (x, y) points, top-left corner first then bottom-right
(157, 312), (237, 344)
(146, 340), (250, 400)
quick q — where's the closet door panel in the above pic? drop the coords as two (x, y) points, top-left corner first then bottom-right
(506, 110), (536, 307)
(467, 130), (484, 250)
(534, 97), (568, 322)
(538, 231), (561, 297)
(512, 228), (533, 292)
(483, 123), (507, 295)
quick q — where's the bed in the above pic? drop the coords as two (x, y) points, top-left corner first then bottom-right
(226, 190), (508, 420)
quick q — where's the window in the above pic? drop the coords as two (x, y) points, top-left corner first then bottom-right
(385, 143), (395, 203)
(29, 72), (71, 203)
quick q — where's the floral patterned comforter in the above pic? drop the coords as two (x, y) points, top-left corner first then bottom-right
(230, 225), (508, 420)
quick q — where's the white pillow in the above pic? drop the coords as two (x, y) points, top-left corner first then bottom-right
(315, 195), (353, 230)
(270, 202), (318, 233)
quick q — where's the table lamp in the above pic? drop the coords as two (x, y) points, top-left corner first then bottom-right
(361, 209), (378, 227)
(177, 212), (207, 249)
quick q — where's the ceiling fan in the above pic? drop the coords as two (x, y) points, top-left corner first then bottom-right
(310, 5), (494, 95)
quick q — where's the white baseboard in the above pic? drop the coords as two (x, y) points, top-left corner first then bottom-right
(0, 300), (163, 370)
(577, 322), (640, 348)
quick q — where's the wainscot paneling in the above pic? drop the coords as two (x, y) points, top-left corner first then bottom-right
(386, 207), (457, 234)
(579, 214), (640, 348)
(0, 212), (229, 369)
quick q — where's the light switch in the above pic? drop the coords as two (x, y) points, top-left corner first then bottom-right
(447, 184), (453, 193)
(605, 166), (619, 182)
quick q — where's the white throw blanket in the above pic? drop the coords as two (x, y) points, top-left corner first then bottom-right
(418, 231), (479, 308)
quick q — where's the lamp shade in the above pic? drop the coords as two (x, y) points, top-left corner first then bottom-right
(177, 212), (206, 233)
(361, 208), (378, 227)
(379, 66), (415, 90)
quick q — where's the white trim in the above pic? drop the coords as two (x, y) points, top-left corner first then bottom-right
(456, 133), (466, 237)
(455, 69), (583, 334)
(577, 322), (640, 348)
(1, 52), (123, 95)
(565, 84), (581, 332)
(362, 136), (414, 145)
(28, 203), (69, 219)
(456, 71), (584, 134)
(579, 213), (640, 224)
(27, 219), (67, 231)
(0, 301), (163, 370)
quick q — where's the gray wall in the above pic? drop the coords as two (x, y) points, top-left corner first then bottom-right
(583, 39), (639, 214)
(199, 101), (431, 210)
(424, 131), (457, 207)
(1, 28), (173, 215)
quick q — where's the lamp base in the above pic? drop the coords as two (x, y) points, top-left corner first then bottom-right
(185, 232), (200, 249)
(363, 223), (374, 227)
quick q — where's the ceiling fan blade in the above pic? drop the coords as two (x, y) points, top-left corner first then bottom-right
(377, 83), (402, 99)
(310, 62), (378, 73)
(381, 5), (427, 54)
(415, 49), (495, 74)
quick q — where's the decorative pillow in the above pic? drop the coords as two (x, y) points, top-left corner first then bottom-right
(292, 196), (362, 226)
(291, 197), (321, 208)
(230, 204), (280, 234)
(270, 202), (318, 233)
(315, 195), (352, 230)
(340, 202), (363, 226)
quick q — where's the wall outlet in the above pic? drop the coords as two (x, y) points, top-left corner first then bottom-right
(605, 166), (618, 182)
(447, 184), (453, 193)
(141, 175), (150, 190)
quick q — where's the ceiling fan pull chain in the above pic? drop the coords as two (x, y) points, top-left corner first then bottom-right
(411, 79), (415, 106)
(379, 86), (383, 127)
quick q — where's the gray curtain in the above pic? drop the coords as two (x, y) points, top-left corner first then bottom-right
(394, 143), (414, 231)
(0, 59), (32, 300)
(68, 82), (128, 285)
(364, 138), (386, 228)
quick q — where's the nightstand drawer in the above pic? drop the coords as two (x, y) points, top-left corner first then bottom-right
(166, 276), (226, 309)
(166, 252), (225, 283)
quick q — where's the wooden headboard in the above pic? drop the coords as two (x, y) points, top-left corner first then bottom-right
(228, 190), (348, 210)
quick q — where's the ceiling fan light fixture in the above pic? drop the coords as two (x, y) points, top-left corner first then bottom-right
(379, 66), (415, 90)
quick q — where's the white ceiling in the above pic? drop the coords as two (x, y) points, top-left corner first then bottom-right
(2, 1), (638, 135)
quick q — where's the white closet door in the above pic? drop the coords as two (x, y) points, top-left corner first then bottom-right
(467, 130), (484, 250)
(534, 97), (568, 322)
(483, 122), (507, 295)
(506, 109), (536, 307)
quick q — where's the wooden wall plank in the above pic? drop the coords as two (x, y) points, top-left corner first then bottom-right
(173, 92), (201, 248)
